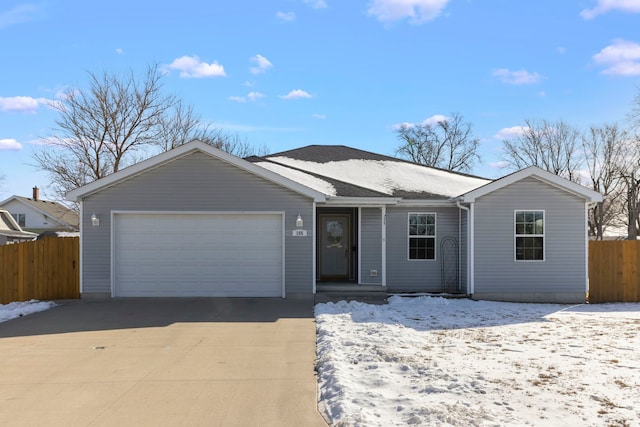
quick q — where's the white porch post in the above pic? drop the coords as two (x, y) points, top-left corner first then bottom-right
(469, 202), (475, 295)
(312, 201), (317, 294)
(381, 205), (387, 287)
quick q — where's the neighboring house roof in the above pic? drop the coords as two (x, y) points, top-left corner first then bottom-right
(0, 196), (80, 230)
(249, 145), (492, 199)
(0, 210), (37, 240)
(66, 141), (327, 202)
(459, 166), (603, 203)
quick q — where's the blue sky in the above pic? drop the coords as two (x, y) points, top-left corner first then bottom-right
(1, 0), (639, 200)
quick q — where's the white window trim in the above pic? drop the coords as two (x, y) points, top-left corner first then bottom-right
(514, 209), (545, 262)
(407, 212), (437, 262)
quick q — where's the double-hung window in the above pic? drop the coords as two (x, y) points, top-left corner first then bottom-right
(11, 213), (26, 227)
(515, 210), (544, 261)
(408, 213), (436, 260)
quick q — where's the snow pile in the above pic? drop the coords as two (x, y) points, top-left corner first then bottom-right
(315, 296), (640, 426)
(0, 300), (56, 323)
(265, 157), (490, 197)
(253, 161), (337, 195)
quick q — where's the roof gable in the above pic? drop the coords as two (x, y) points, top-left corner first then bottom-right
(0, 210), (38, 239)
(460, 166), (603, 203)
(65, 141), (327, 202)
(0, 196), (79, 228)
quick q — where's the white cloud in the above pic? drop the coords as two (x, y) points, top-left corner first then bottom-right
(392, 114), (449, 129)
(367, 0), (449, 24)
(312, 113), (326, 119)
(304, 0), (328, 9)
(422, 114), (449, 126)
(115, 48), (124, 54)
(580, 0), (640, 19)
(229, 92), (266, 103)
(493, 126), (529, 140)
(489, 160), (510, 169)
(280, 89), (313, 100)
(0, 96), (54, 113)
(0, 4), (40, 29)
(556, 46), (567, 54)
(276, 11), (296, 21)
(166, 55), (226, 78)
(250, 54), (273, 75)
(593, 39), (640, 76)
(247, 91), (266, 101)
(492, 68), (543, 85)
(0, 138), (23, 151)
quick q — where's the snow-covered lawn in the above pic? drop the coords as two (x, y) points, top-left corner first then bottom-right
(315, 296), (640, 427)
(0, 300), (55, 323)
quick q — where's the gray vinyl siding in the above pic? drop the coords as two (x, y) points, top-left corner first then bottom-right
(80, 152), (314, 296)
(473, 177), (587, 302)
(360, 207), (382, 284)
(386, 206), (461, 292)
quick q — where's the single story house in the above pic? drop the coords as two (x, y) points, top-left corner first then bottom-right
(0, 209), (38, 245)
(66, 141), (602, 303)
(0, 187), (79, 233)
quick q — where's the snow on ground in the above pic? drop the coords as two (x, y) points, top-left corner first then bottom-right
(0, 300), (55, 323)
(315, 296), (640, 427)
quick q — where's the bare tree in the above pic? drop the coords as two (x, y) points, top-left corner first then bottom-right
(582, 124), (629, 239)
(501, 119), (583, 182)
(34, 65), (266, 200)
(156, 104), (269, 157)
(394, 112), (480, 172)
(630, 86), (640, 132)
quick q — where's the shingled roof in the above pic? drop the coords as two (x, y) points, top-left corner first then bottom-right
(247, 145), (490, 199)
(0, 195), (79, 230)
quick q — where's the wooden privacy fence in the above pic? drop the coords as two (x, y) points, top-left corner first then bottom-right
(0, 237), (80, 304)
(589, 240), (640, 303)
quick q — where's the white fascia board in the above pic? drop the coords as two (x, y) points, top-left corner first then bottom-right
(397, 199), (457, 207)
(322, 196), (401, 206)
(0, 195), (17, 206)
(460, 166), (603, 203)
(65, 141), (326, 203)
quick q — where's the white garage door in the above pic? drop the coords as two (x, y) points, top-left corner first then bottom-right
(113, 213), (283, 297)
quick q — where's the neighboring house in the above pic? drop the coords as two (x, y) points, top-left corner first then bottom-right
(0, 209), (37, 245)
(0, 187), (79, 233)
(66, 141), (602, 303)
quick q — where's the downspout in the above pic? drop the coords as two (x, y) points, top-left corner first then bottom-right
(456, 200), (472, 296)
(585, 202), (590, 298)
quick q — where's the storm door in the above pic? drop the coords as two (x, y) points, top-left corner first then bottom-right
(319, 214), (351, 281)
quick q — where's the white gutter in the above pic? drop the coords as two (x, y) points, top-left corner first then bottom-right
(456, 200), (473, 296)
(323, 197), (401, 206)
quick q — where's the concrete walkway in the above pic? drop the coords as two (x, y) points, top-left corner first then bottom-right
(0, 298), (328, 427)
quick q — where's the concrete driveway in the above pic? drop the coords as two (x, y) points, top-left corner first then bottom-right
(0, 298), (328, 427)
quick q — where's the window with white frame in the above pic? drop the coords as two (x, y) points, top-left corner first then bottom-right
(11, 213), (26, 227)
(408, 213), (436, 260)
(515, 210), (544, 261)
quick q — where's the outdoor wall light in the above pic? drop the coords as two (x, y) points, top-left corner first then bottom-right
(91, 213), (100, 227)
(296, 214), (304, 228)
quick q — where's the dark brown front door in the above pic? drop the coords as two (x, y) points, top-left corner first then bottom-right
(319, 214), (350, 281)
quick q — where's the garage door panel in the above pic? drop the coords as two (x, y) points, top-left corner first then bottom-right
(114, 213), (283, 297)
